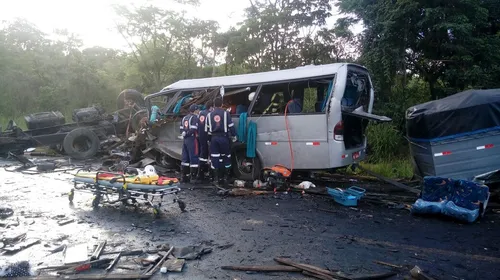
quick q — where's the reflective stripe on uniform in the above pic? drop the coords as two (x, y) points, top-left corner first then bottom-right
(190, 164), (199, 168)
(227, 155), (231, 158)
(190, 125), (198, 129)
(208, 112), (212, 132)
(228, 123), (234, 127)
(181, 162), (190, 166)
(199, 158), (207, 162)
(211, 154), (220, 157)
(223, 111), (228, 133)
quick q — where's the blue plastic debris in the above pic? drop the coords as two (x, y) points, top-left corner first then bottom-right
(327, 186), (366, 207)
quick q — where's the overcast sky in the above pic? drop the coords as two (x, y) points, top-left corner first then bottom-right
(0, 0), (357, 50)
(0, 0), (249, 49)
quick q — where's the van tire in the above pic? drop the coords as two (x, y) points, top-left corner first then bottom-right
(232, 145), (261, 181)
(63, 128), (100, 160)
(117, 89), (145, 110)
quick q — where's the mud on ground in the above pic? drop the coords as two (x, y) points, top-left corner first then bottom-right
(0, 167), (499, 280)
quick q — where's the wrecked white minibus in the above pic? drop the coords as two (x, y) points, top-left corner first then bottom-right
(145, 63), (391, 180)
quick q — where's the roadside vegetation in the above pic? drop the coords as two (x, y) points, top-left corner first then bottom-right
(0, 0), (499, 179)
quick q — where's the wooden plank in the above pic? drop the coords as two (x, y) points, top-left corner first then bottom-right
(356, 165), (420, 194)
(90, 241), (107, 261)
(302, 270), (336, 280)
(221, 265), (302, 272)
(274, 258), (344, 279)
(350, 272), (398, 280)
(373, 260), (403, 269)
(144, 246), (174, 276)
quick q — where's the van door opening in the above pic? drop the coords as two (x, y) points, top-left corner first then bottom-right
(340, 70), (391, 149)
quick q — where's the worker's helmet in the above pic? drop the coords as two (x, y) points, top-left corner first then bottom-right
(248, 92), (256, 102)
(189, 104), (198, 112)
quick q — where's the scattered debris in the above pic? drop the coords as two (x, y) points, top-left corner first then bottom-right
(354, 164), (420, 194)
(162, 258), (185, 272)
(2, 239), (40, 254)
(105, 252), (121, 272)
(327, 186), (366, 207)
(296, 181), (316, 189)
(46, 244), (67, 256)
(373, 260), (403, 269)
(64, 243), (88, 265)
(170, 245), (212, 260)
(90, 241), (107, 261)
(0, 207), (14, 219)
(57, 219), (75, 226)
(222, 265), (302, 272)
(229, 188), (274, 196)
(410, 265), (436, 280)
(58, 258), (113, 275)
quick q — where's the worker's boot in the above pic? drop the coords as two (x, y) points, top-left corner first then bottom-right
(180, 166), (190, 183)
(190, 167), (201, 184)
(223, 167), (231, 189)
(218, 168), (228, 189)
(197, 163), (207, 183)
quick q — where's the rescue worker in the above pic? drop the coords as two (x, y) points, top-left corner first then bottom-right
(205, 97), (237, 187)
(197, 101), (213, 182)
(180, 104), (201, 184)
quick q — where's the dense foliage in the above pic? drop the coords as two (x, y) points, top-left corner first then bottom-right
(1, 0), (499, 163)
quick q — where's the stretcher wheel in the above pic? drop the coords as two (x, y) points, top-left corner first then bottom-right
(68, 189), (75, 203)
(92, 195), (101, 208)
(153, 207), (161, 218)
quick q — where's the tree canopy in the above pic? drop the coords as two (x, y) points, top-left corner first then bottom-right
(0, 0), (499, 162)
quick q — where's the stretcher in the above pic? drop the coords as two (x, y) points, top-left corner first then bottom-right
(70, 170), (183, 217)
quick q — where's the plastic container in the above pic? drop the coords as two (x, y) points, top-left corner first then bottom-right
(327, 186), (366, 207)
(24, 111), (65, 130)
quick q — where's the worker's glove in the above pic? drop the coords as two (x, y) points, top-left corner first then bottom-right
(181, 131), (186, 138)
(231, 136), (237, 143)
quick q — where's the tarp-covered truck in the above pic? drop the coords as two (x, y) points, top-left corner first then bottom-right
(407, 89), (500, 181)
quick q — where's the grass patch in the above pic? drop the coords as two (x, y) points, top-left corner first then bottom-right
(0, 115), (26, 130)
(348, 159), (414, 180)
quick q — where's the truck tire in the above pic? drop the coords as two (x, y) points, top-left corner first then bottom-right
(232, 145), (262, 181)
(63, 128), (100, 160)
(117, 89), (145, 110)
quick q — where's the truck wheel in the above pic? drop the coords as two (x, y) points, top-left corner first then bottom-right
(117, 89), (145, 110)
(63, 128), (100, 160)
(232, 145), (261, 181)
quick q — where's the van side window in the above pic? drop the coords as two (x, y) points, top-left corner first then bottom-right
(221, 86), (258, 115)
(251, 77), (334, 116)
(343, 71), (370, 110)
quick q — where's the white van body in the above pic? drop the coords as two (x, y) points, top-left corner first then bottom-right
(145, 63), (390, 180)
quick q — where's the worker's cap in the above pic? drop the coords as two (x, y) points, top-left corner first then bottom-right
(189, 104), (199, 112)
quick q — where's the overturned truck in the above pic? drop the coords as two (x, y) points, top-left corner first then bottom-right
(0, 89), (147, 159)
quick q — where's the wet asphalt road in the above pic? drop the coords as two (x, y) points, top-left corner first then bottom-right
(0, 166), (500, 280)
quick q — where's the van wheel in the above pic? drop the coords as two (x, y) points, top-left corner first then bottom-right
(232, 146), (261, 181)
(63, 128), (100, 160)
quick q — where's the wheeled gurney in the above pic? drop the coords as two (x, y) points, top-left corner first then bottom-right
(70, 170), (184, 217)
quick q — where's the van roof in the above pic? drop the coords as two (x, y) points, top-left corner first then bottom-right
(162, 63), (366, 91)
